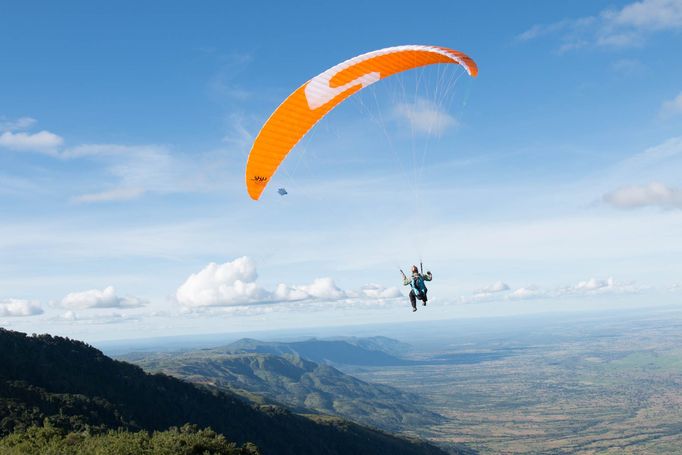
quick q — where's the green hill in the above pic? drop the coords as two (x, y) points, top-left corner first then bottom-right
(0, 328), (461, 455)
(126, 349), (444, 432)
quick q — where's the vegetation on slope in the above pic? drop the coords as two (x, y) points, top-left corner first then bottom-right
(0, 329), (453, 455)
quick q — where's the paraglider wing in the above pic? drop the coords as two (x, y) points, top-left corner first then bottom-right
(245, 45), (478, 200)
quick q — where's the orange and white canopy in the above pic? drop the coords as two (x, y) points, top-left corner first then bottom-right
(245, 45), (478, 200)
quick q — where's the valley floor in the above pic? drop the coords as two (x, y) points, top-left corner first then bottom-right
(344, 309), (682, 454)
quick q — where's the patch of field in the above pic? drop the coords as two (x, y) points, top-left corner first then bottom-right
(345, 310), (682, 454)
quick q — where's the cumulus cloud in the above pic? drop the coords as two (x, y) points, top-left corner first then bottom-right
(394, 98), (458, 135)
(474, 281), (510, 295)
(518, 0), (682, 50)
(176, 257), (270, 308)
(603, 182), (682, 209)
(0, 299), (43, 317)
(177, 257), (403, 310)
(60, 286), (146, 310)
(660, 92), (682, 118)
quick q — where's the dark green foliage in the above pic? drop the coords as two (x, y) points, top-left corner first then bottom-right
(0, 329), (452, 455)
(0, 423), (259, 455)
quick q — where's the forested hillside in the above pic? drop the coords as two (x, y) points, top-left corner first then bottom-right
(128, 350), (444, 432)
(0, 329), (455, 455)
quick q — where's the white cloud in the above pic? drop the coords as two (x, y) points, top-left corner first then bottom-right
(518, 0), (682, 50)
(575, 277), (615, 291)
(273, 277), (346, 301)
(394, 99), (458, 135)
(603, 182), (682, 209)
(606, 0), (682, 31)
(566, 277), (642, 295)
(0, 130), (64, 154)
(353, 283), (403, 299)
(176, 257), (271, 308)
(474, 281), (510, 295)
(660, 92), (682, 118)
(0, 299), (43, 317)
(479, 277), (640, 303)
(509, 286), (544, 299)
(61, 310), (78, 321)
(60, 286), (146, 310)
(0, 117), (37, 132)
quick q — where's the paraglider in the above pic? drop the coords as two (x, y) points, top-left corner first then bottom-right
(401, 262), (432, 312)
(245, 45), (478, 200)
(245, 46), (477, 310)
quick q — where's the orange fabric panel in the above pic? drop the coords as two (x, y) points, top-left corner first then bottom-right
(246, 45), (477, 200)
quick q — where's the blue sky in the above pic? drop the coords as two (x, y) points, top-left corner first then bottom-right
(1, 0), (681, 342)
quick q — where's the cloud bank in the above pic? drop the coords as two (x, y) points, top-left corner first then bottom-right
(176, 257), (402, 309)
(463, 276), (641, 304)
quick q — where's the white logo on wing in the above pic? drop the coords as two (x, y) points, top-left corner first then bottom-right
(304, 68), (380, 110)
(302, 45), (469, 111)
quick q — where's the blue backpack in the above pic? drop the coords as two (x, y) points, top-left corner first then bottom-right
(412, 275), (427, 298)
